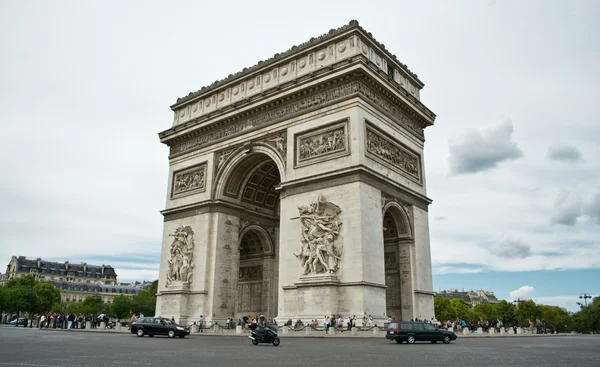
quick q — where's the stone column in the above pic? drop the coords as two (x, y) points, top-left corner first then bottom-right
(477, 327), (483, 335)
(86, 321), (91, 329)
(236, 325), (242, 334)
(398, 239), (415, 321)
(205, 212), (240, 323)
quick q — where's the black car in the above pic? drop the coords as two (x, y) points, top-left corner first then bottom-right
(386, 321), (457, 344)
(131, 317), (190, 338)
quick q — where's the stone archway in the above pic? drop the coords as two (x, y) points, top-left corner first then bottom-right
(216, 150), (282, 321)
(382, 203), (413, 321)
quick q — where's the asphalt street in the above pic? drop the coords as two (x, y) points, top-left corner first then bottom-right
(0, 327), (599, 367)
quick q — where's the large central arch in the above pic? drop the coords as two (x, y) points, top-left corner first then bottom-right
(216, 148), (282, 320)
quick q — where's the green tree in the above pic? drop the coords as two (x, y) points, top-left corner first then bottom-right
(50, 302), (66, 314)
(131, 290), (156, 317)
(148, 280), (158, 298)
(473, 303), (498, 322)
(0, 285), (7, 313)
(81, 296), (105, 315)
(495, 300), (517, 326)
(434, 296), (452, 321)
(33, 282), (60, 314)
(516, 300), (540, 326)
(110, 295), (132, 320)
(449, 299), (471, 320)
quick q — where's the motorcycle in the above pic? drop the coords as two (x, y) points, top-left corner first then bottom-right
(248, 323), (280, 346)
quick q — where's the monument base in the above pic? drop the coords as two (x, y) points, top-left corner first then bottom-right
(277, 274), (387, 325)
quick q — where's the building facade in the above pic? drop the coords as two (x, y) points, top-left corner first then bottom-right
(1, 256), (146, 304)
(156, 20), (437, 325)
(1, 256), (117, 285)
(436, 289), (500, 307)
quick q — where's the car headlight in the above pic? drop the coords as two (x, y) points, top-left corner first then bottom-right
(176, 326), (184, 330)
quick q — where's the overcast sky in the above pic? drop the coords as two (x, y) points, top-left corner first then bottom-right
(1, 0), (598, 312)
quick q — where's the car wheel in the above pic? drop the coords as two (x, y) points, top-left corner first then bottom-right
(168, 330), (175, 338)
(179, 335), (185, 339)
(407, 335), (415, 344)
(136, 329), (144, 337)
(443, 335), (451, 344)
(395, 339), (402, 344)
(272, 337), (280, 346)
(252, 339), (259, 345)
(431, 341), (437, 343)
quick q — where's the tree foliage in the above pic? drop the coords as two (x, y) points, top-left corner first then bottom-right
(433, 295), (600, 333)
(0, 275), (60, 315)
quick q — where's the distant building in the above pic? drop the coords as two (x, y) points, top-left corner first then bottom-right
(0, 256), (144, 303)
(436, 289), (501, 307)
(0, 256), (117, 285)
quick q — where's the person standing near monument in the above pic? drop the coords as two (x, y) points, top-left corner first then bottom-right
(198, 315), (204, 333)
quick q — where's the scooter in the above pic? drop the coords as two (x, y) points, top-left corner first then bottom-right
(248, 323), (280, 346)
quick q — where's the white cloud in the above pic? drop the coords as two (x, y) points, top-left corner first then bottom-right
(510, 286), (535, 300)
(488, 238), (532, 259)
(551, 189), (583, 226)
(448, 121), (524, 175)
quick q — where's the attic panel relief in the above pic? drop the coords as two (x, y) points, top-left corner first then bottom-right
(365, 124), (421, 183)
(171, 163), (207, 198)
(295, 120), (348, 167)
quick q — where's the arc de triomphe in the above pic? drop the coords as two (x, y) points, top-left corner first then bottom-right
(155, 20), (436, 325)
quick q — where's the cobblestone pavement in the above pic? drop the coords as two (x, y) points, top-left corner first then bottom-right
(0, 327), (599, 367)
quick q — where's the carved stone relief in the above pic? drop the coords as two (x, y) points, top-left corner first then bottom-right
(294, 194), (343, 275)
(295, 120), (348, 167)
(239, 266), (263, 281)
(169, 79), (425, 157)
(262, 131), (287, 166)
(166, 225), (195, 286)
(366, 124), (421, 182)
(171, 163), (206, 198)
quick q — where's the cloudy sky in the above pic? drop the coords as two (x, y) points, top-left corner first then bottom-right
(1, 0), (598, 312)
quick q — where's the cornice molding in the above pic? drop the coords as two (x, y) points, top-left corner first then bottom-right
(172, 20), (423, 108)
(161, 68), (435, 159)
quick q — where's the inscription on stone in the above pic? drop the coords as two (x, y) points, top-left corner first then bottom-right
(365, 124), (421, 182)
(171, 163), (206, 198)
(296, 121), (348, 166)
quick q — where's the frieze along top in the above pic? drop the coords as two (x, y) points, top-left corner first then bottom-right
(170, 20), (427, 127)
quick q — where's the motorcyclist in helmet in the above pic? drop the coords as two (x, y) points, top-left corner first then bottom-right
(256, 315), (268, 340)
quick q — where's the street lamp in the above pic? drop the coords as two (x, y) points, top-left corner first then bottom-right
(578, 293), (592, 333)
(579, 293), (592, 307)
(513, 298), (525, 307)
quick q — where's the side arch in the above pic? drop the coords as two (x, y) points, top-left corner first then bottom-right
(382, 201), (413, 239)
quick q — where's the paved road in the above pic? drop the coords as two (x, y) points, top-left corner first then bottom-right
(0, 327), (599, 367)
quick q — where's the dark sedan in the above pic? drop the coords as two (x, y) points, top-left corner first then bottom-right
(386, 321), (457, 344)
(131, 317), (190, 338)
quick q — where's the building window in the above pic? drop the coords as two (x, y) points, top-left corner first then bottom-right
(77, 279), (82, 283)
(51, 277), (55, 281)
(66, 296), (70, 301)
